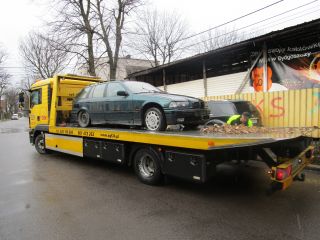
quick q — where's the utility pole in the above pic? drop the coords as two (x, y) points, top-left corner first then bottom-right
(203, 60), (207, 97)
(263, 42), (268, 92)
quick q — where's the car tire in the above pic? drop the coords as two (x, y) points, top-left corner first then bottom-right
(78, 110), (91, 128)
(134, 148), (163, 185)
(35, 134), (48, 154)
(203, 119), (225, 127)
(144, 107), (166, 131)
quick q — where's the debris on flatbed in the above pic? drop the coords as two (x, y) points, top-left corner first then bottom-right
(200, 124), (317, 136)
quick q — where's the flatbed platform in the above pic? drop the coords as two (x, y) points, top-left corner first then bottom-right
(49, 126), (310, 150)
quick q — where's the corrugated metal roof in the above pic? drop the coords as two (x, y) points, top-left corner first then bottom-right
(128, 18), (320, 79)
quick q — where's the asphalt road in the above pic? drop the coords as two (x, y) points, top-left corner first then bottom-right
(0, 118), (320, 240)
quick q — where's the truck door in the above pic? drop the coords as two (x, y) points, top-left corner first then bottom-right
(29, 86), (49, 129)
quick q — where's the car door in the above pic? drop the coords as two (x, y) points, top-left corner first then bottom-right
(89, 84), (107, 124)
(79, 85), (95, 118)
(105, 82), (133, 124)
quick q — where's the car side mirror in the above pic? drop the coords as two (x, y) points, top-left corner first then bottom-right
(117, 90), (129, 97)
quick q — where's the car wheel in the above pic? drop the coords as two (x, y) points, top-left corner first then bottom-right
(35, 134), (48, 154)
(134, 148), (163, 185)
(203, 119), (225, 127)
(78, 110), (91, 128)
(144, 107), (166, 131)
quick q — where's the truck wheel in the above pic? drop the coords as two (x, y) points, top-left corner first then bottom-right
(78, 110), (90, 128)
(144, 107), (166, 131)
(35, 134), (47, 154)
(134, 148), (163, 185)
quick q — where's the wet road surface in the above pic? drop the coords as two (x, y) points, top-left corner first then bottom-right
(0, 118), (320, 240)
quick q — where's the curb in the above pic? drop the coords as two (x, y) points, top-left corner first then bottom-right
(306, 164), (320, 171)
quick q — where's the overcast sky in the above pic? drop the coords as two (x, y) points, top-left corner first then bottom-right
(0, 0), (319, 84)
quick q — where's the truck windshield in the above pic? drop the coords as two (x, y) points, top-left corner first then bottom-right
(124, 81), (162, 94)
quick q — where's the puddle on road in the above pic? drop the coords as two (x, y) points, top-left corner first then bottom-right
(0, 128), (28, 134)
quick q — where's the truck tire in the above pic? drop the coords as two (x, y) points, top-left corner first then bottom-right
(78, 110), (91, 128)
(144, 107), (166, 131)
(134, 148), (163, 185)
(35, 134), (48, 154)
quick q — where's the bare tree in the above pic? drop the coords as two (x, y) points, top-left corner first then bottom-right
(19, 31), (70, 79)
(196, 27), (259, 53)
(49, 0), (98, 76)
(94, 0), (142, 79)
(4, 88), (19, 115)
(0, 48), (6, 65)
(0, 72), (10, 100)
(20, 75), (36, 91)
(132, 9), (189, 66)
(0, 48), (11, 118)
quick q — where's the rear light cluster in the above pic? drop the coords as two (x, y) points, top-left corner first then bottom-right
(275, 165), (292, 181)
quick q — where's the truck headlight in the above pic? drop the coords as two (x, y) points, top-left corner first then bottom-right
(169, 101), (189, 108)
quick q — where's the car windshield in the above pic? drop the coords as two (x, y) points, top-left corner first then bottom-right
(123, 81), (162, 94)
(208, 102), (237, 116)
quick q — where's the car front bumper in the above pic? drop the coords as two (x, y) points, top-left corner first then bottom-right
(164, 109), (210, 125)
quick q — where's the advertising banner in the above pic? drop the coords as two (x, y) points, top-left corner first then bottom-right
(250, 42), (320, 92)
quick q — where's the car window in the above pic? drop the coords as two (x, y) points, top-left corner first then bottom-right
(77, 87), (91, 99)
(106, 83), (126, 97)
(30, 89), (42, 108)
(208, 102), (236, 116)
(123, 81), (161, 93)
(87, 86), (96, 98)
(92, 84), (106, 98)
(233, 102), (258, 114)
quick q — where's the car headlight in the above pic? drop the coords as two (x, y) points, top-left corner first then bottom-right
(169, 101), (189, 108)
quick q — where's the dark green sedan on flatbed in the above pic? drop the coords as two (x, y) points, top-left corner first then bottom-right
(71, 80), (210, 131)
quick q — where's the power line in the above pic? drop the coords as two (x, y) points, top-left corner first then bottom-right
(248, 6), (320, 35)
(179, 0), (319, 51)
(176, 0), (285, 43)
(248, 3), (320, 30)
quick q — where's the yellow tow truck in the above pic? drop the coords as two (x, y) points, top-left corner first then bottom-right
(28, 74), (314, 190)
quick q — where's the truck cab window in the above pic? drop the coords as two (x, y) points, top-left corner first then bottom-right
(30, 89), (42, 108)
